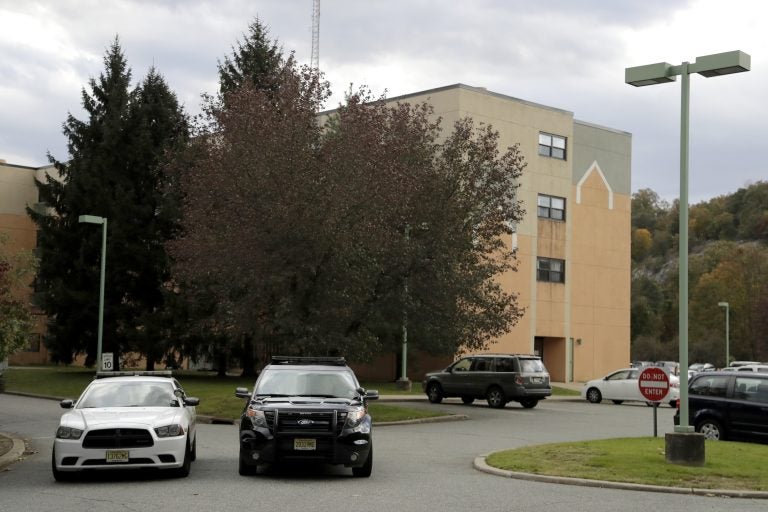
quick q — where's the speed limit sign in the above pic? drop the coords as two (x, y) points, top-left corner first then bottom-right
(101, 352), (114, 371)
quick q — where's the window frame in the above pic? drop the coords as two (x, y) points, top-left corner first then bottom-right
(537, 194), (566, 221)
(538, 132), (567, 160)
(537, 257), (565, 283)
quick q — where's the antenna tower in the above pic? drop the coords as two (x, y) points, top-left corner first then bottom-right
(311, 0), (320, 71)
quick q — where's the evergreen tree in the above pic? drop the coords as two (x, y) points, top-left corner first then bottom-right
(28, 38), (188, 367)
(217, 17), (289, 95)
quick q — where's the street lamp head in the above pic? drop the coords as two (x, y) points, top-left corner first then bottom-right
(78, 214), (106, 225)
(693, 51), (750, 78)
(718, 302), (729, 308)
(625, 62), (677, 87)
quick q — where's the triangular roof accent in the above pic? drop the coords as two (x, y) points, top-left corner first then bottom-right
(576, 161), (613, 210)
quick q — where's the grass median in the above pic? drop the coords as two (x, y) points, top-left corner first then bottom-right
(486, 437), (768, 491)
(2, 367), (445, 423)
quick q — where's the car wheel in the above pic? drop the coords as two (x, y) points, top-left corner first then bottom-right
(427, 382), (443, 404)
(586, 387), (602, 404)
(486, 386), (506, 409)
(173, 438), (192, 478)
(520, 398), (538, 409)
(461, 396), (474, 405)
(190, 434), (197, 462)
(696, 418), (725, 440)
(352, 446), (373, 478)
(238, 446), (258, 476)
(612, 400), (623, 405)
(51, 448), (75, 482)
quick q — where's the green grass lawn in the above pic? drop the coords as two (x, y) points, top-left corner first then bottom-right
(486, 437), (768, 491)
(3, 367), (444, 423)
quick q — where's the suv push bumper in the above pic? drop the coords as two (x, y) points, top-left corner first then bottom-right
(239, 429), (372, 468)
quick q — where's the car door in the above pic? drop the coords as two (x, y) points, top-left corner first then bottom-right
(440, 357), (474, 396)
(601, 370), (631, 400)
(468, 357), (493, 396)
(729, 376), (768, 439)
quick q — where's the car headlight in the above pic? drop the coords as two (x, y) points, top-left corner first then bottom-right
(246, 407), (268, 428)
(154, 424), (185, 437)
(344, 407), (366, 429)
(56, 426), (84, 440)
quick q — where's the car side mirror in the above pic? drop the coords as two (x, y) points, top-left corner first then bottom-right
(235, 387), (251, 399)
(60, 399), (74, 409)
(184, 397), (200, 406)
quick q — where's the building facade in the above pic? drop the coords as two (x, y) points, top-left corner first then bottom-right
(376, 85), (632, 382)
(0, 160), (54, 365)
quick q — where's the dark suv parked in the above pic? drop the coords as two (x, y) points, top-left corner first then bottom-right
(674, 371), (768, 442)
(422, 354), (551, 409)
(235, 356), (379, 477)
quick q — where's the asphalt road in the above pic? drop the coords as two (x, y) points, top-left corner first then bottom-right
(1, 394), (766, 512)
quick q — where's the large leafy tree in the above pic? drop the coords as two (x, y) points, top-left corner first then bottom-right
(28, 38), (188, 367)
(169, 56), (525, 372)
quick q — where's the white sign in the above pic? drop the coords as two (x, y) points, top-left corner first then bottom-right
(101, 352), (114, 371)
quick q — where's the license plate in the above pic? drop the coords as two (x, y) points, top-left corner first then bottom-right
(294, 439), (316, 451)
(531, 377), (543, 384)
(105, 450), (129, 463)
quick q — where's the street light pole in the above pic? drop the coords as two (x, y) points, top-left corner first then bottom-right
(718, 302), (730, 367)
(626, 51), (750, 435)
(78, 215), (107, 371)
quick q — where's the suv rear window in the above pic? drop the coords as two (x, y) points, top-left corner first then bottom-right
(518, 359), (545, 373)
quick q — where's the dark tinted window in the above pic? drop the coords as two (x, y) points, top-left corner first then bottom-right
(495, 358), (515, 372)
(471, 358), (491, 371)
(690, 375), (729, 397)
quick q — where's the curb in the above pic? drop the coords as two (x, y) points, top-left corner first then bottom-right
(473, 455), (768, 500)
(0, 433), (26, 471)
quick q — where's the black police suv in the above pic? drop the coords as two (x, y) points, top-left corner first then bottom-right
(235, 356), (379, 477)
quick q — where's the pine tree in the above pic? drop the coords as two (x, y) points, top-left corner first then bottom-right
(28, 38), (188, 368)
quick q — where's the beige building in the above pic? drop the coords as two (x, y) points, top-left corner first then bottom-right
(0, 160), (56, 365)
(377, 84), (632, 382)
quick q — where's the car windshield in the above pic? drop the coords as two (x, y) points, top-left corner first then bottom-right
(78, 381), (178, 408)
(519, 359), (545, 373)
(255, 369), (358, 399)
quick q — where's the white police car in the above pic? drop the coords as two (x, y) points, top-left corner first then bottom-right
(52, 372), (199, 481)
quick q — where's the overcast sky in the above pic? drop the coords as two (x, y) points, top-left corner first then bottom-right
(1, 0), (766, 203)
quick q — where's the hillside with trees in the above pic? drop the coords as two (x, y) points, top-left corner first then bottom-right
(630, 183), (768, 365)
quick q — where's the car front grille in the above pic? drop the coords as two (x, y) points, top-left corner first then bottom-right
(82, 428), (154, 449)
(267, 409), (346, 435)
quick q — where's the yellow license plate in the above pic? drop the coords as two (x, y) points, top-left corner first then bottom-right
(294, 439), (316, 451)
(105, 450), (129, 463)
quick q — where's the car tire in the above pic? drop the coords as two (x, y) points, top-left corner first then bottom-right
(586, 387), (602, 404)
(238, 446), (258, 476)
(190, 435), (197, 462)
(461, 396), (474, 405)
(352, 446), (373, 478)
(486, 386), (506, 409)
(612, 400), (623, 405)
(426, 382), (443, 404)
(172, 438), (192, 478)
(520, 398), (538, 409)
(696, 418), (725, 441)
(51, 448), (75, 482)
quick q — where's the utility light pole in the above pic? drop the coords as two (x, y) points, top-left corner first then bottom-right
(78, 215), (107, 371)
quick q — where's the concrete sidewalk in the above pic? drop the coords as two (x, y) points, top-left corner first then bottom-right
(0, 432), (25, 470)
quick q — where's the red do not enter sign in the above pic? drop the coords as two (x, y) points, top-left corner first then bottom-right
(638, 367), (670, 401)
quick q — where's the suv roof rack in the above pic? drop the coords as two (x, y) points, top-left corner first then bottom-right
(95, 370), (173, 379)
(271, 356), (347, 366)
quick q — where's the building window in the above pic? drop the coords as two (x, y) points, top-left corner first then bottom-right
(537, 257), (565, 283)
(538, 132), (566, 160)
(537, 194), (566, 220)
(25, 334), (41, 352)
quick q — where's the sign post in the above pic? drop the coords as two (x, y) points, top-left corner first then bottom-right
(638, 367), (670, 437)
